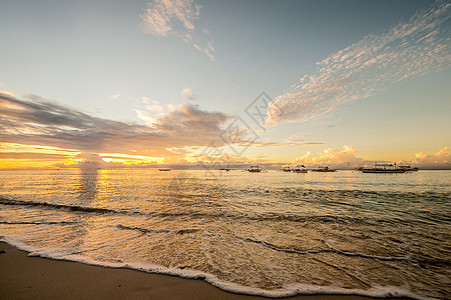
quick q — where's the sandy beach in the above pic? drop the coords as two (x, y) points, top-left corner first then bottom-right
(0, 241), (412, 300)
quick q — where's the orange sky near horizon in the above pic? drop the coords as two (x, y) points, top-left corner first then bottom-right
(1, 142), (450, 170)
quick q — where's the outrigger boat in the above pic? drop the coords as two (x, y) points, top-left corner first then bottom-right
(398, 164), (419, 172)
(360, 162), (406, 173)
(248, 165), (262, 172)
(311, 166), (336, 172)
(292, 165), (308, 173)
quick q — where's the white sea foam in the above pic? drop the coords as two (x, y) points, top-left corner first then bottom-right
(1, 235), (432, 300)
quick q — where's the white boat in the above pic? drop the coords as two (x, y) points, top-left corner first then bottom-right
(282, 166), (292, 172)
(292, 165), (307, 173)
(248, 165), (261, 172)
(311, 166), (336, 172)
(398, 165), (419, 172)
(360, 162), (405, 173)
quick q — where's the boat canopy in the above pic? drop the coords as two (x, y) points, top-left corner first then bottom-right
(375, 164), (393, 167)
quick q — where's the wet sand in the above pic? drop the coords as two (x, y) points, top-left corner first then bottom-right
(0, 242), (409, 300)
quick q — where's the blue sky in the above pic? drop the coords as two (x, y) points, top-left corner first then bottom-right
(0, 0), (450, 168)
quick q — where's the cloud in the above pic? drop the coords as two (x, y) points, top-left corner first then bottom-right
(140, 0), (200, 37)
(294, 145), (367, 169)
(180, 87), (195, 100)
(204, 42), (216, 61)
(152, 103), (228, 144)
(72, 152), (105, 169)
(409, 147), (451, 169)
(0, 93), (229, 165)
(0, 152), (70, 160)
(249, 139), (325, 148)
(134, 109), (159, 127)
(192, 43), (202, 51)
(267, 1), (451, 125)
(293, 145), (451, 169)
(0, 142), (79, 160)
(108, 94), (121, 100)
(140, 97), (165, 112)
(140, 0), (215, 61)
(0, 90), (16, 97)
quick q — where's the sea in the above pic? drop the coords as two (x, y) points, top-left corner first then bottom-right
(0, 169), (450, 299)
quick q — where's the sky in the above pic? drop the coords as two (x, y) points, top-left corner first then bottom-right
(0, 0), (450, 169)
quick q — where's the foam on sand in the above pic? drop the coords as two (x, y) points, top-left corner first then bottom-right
(1, 235), (430, 300)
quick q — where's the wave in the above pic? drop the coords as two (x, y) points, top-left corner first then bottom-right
(238, 236), (451, 268)
(0, 196), (440, 228)
(0, 236), (430, 300)
(0, 197), (119, 214)
(0, 221), (78, 225)
(116, 224), (201, 235)
(266, 187), (450, 200)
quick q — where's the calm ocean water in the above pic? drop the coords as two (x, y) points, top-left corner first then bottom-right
(0, 169), (450, 299)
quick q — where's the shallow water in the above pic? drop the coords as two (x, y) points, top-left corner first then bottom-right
(0, 169), (450, 299)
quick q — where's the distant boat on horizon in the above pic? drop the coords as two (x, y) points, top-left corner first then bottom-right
(282, 166), (292, 172)
(311, 166), (336, 172)
(398, 164), (419, 172)
(248, 165), (261, 172)
(292, 165), (308, 173)
(360, 162), (406, 173)
(159, 168), (171, 171)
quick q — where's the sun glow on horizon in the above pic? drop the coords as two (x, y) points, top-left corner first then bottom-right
(99, 153), (165, 164)
(0, 142), (82, 169)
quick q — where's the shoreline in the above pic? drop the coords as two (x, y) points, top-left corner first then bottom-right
(0, 241), (412, 300)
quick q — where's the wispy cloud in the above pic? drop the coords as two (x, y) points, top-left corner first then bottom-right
(180, 87), (195, 100)
(249, 139), (325, 148)
(267, 1), (451, 125)
(0, 93), (229, 164)
(204, 42), (215, 61)
(135, 97), (167, 127)
(0, 142), (78, 161)
(140, 0), (215, 60)
(0, 89), (15, 98)
(140, 97), (165, 112)
(140, 0), (200, 37)
(108, 94), (121, 100)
